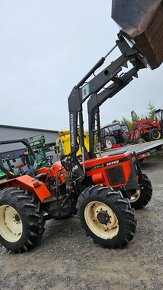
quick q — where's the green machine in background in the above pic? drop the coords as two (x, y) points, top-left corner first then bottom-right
(26, 135), (54, 168)
(0, 135), (55, 181)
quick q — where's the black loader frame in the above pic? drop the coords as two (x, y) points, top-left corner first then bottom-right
(66, 32), (146, 178)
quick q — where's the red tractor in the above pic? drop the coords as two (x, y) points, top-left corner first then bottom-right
(154, 109), (163, 136)
(0, 33), (153, 253)
(0, 0), (163, 253)
(129, 109), (163, 143)
(130, 119), (161, 143)
(99, 122), (129, 150)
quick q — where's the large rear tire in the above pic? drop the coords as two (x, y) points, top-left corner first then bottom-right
(0, 187), (45, 253)
(149, 128), (161, 141)
(77, 185), (136, 248)
(130, 174), (152, 210)
(105, 136), (116, 149)
(121, 133), (129, 145)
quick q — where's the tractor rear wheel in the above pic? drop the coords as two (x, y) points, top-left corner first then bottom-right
(130, 174), (152, 210)
(0, 187), (45, 253)
(77, 185), (136, 248)
(121, 133), (129, 145)
(149, 128), (161, 141)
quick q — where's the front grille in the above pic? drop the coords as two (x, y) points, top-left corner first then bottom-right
(105, 165), (125, 186)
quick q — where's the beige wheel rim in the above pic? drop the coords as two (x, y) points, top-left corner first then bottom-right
(106, 139), (112, 149)
(84, 201), (119, 239)
(0, 205), (23, 242)
(153, 131), (161, 139)
(130, 190), (141, 203)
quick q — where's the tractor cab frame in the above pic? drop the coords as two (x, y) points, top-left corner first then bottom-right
(154, 109), (163, 135)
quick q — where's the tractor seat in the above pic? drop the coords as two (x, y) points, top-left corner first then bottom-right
(35, 173), (47, 182)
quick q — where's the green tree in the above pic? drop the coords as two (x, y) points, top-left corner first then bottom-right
(121, 117), (133, 131)
(112, 119), (120, 124)
(147, 102), (156, 119)
(131, 110), (140, 123)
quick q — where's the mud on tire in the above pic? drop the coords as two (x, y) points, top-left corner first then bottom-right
(77, 185), (137, 249)
(0, 187), (45, 253)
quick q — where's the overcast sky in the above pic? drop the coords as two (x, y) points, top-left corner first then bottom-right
(0, 0), (163, 131)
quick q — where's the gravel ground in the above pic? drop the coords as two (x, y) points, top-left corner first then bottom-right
(0, 159), (163, 290)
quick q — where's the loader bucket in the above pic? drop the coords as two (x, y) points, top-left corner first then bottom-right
(112, 0), (163, 69)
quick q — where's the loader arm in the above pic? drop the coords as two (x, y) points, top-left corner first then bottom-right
(66, 32), (146, 180)
(87, 50), (145, 154)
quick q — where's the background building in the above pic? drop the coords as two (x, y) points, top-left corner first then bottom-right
(0, 124), (58, 159)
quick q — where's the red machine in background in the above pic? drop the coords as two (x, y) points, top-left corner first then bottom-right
(129, 109), (163, 143)
(130, 119), (161, 143)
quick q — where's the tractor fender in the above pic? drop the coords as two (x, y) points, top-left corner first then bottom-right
(0, 175), (51, 202)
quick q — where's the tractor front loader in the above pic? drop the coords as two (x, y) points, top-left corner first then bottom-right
(0, 0), (162, 253)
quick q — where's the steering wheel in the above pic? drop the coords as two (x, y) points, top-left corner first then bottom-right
(38, 155), (54, 167)
(60, 154), (71, 171)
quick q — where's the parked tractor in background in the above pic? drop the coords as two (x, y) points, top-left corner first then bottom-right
(55, 125), (128, 157)
(0, 135), (55, 181)
(130, 119), (161, 143)
(155, 108), (163, 136)
(100, 122), (129, 149)
(0, 0), (163, 253)
(26, 134), (54, 167)
(129, 109), (163, 143)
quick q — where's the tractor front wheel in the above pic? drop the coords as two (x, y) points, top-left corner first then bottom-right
(77, 185), (136, 248)
(0, 187), (45, 253)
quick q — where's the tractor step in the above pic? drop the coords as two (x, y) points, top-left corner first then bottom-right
(42, 196), (58, 203)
